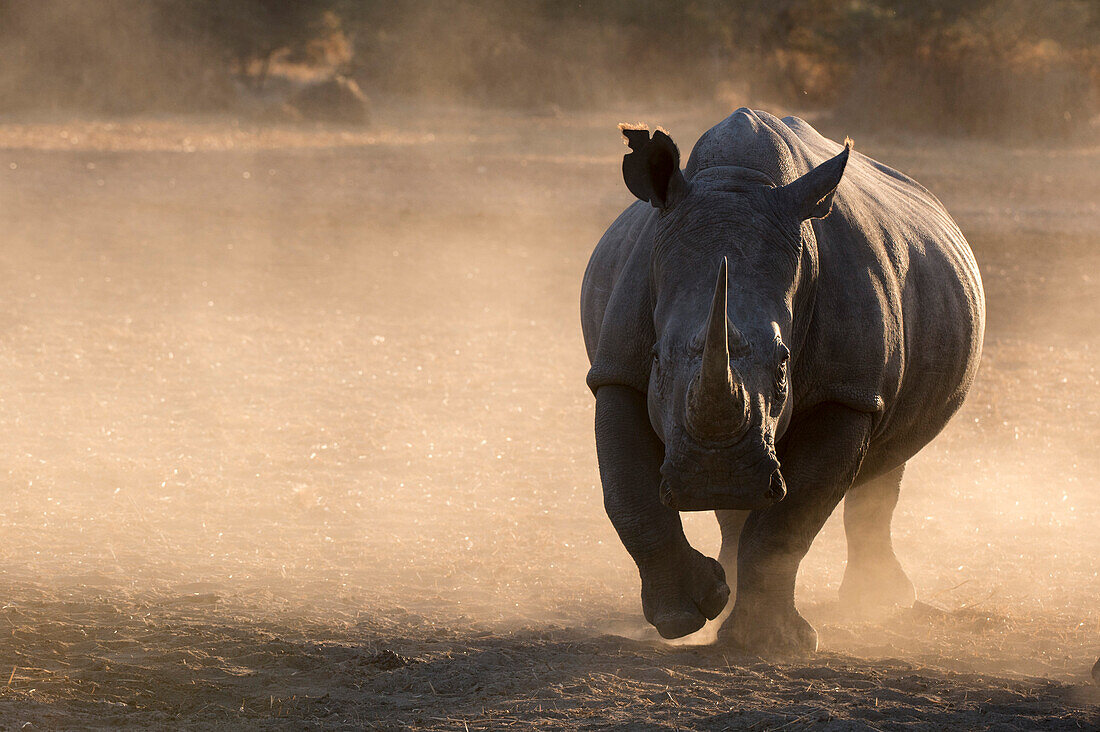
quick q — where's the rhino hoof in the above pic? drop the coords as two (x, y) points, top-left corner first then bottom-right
(653, 609), (708, 639)
(641, 550), (729, 639)
(720, 600), (818, 656)
(839, 555), (915, 613)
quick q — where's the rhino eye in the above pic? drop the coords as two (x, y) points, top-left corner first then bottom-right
(774, 357), (789, 397)
(651, 347), (663, 379)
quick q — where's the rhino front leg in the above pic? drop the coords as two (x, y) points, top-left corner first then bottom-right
(840, 463), (915, 611)
(721, 403), (873, 655)
(595, 385), (730, 639)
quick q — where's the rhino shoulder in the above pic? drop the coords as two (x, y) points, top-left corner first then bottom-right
(581, 203), (658, 396)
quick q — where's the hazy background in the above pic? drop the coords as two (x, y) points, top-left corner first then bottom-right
(0, 0), (1098, 138)
(0, 1), (1097, 728)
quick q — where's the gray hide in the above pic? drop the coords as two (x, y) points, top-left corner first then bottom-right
(580, 108), (984, 652)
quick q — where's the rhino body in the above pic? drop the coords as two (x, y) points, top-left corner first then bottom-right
(580, 109), (983, 653)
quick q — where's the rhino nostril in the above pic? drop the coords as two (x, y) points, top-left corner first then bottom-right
(766, 470), (786, 502)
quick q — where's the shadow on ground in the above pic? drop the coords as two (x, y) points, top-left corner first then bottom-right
(1, 596), (1097, 730)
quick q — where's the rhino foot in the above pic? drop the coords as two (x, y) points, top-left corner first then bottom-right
(640, 547), (729, 639)
(720, 599), (818, 656)
(839, 554), (915, 612)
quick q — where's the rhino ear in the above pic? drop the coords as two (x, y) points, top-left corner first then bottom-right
(779, 138), (852, 221)
(620, 124), (688, 211)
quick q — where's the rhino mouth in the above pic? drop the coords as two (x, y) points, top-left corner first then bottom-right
(659, 464), (786, 512)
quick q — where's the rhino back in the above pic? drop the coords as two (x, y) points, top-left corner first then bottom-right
(770, 112), (985, 472)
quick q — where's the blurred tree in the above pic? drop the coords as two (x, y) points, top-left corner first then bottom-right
(155, 0), (340, 89)
(0, 0), (1094, 136)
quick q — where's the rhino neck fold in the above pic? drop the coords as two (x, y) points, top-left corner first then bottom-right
(686, 165), (778, 192)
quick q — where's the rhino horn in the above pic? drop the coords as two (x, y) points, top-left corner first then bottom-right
(688, 258), (748, 441)
(701, 258), (732, 390)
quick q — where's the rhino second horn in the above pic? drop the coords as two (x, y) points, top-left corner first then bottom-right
(688, 258), (748, 441)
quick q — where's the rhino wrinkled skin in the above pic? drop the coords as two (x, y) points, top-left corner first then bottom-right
(580, 108), (984, 654)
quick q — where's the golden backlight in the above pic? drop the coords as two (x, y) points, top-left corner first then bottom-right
(0, 1), (1096, 727)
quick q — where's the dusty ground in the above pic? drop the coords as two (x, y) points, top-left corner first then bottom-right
(0, 103), (1096, 729)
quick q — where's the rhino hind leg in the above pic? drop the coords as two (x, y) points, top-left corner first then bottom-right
(715, 509), (749, 600)
(839, 463), (915, 611)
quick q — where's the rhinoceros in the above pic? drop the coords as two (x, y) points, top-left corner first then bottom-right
(580, 108), (984, 654)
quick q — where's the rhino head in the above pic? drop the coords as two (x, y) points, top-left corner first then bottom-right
(620, 125), (850, 511)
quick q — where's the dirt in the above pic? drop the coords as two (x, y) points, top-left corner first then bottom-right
(0, 103), (1096, 729)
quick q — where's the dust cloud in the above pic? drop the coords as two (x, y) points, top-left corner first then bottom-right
(0, 2), (1097, 729)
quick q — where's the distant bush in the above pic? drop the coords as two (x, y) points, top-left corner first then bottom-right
(0, 0), (1095, 138)
(0, 0), (338, 113)
(829, 1), (1100, 138)
(339, 0), (1099, 138)
(289, 75), (369, 125)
